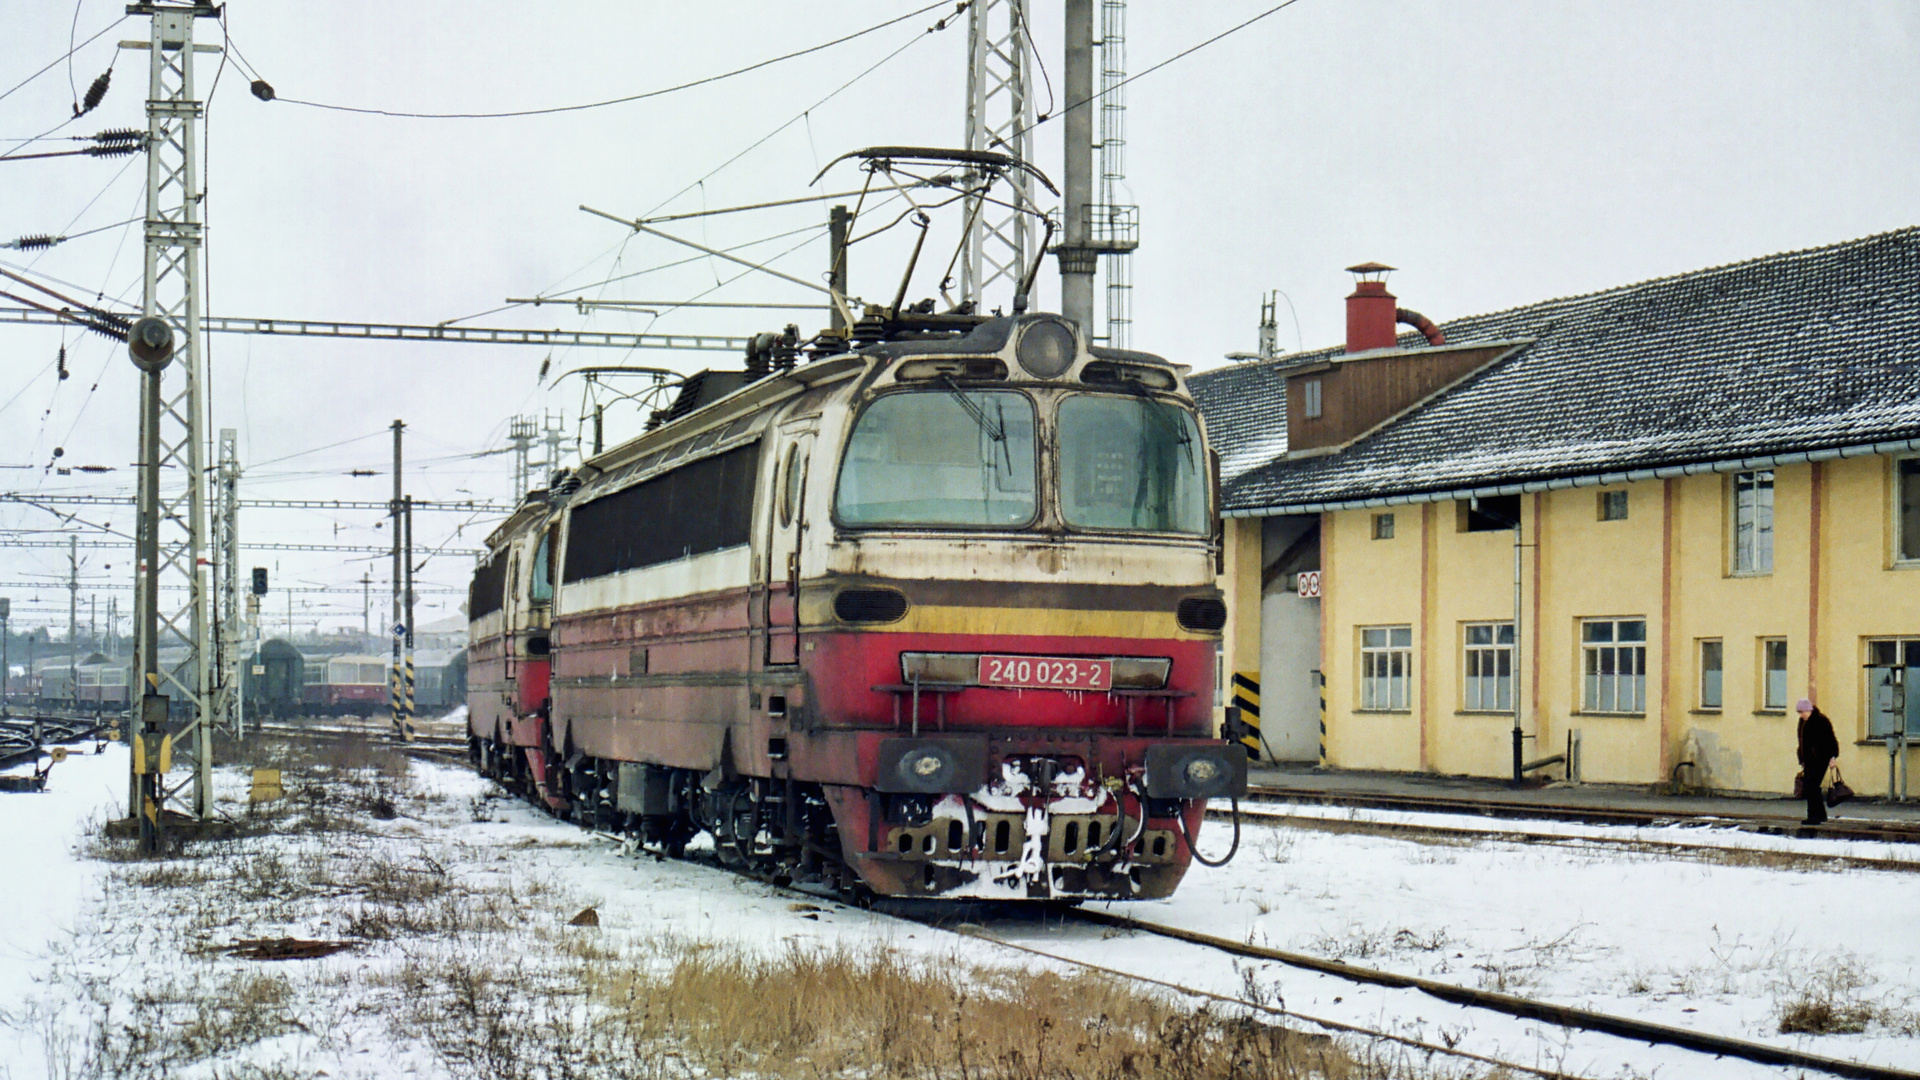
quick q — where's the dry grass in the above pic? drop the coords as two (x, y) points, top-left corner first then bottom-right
(1775, 958), (1920, 1036)
(26, 732), (1519, 1079)
(374, 935), (1480, 1080)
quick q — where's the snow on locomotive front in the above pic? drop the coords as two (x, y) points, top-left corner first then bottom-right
(477, 311), (1245, 901)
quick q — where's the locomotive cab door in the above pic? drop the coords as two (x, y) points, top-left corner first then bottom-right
(764, 430), (813, 665)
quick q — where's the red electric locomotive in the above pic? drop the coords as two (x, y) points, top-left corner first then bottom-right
(469, 151), (1244, 901)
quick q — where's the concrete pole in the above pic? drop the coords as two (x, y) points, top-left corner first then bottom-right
(67, 536), (78, 698)
(390, 419), (405, 735)
(828, 205), (851, 332)
(1058, 0), (1097, 331)
(403, 495), (415, 737)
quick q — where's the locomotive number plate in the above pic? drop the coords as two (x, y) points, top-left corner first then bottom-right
(977, 655), (1112, 692)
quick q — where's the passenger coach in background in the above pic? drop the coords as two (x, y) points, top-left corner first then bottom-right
(469, 311), (1245, 901)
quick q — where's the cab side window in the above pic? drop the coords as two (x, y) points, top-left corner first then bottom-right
(530, 530), (554, 602)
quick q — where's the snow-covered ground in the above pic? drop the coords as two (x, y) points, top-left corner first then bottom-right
(0, 742), (1912, 1079)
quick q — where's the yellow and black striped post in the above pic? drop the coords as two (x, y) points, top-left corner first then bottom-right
(1317, 670), (1328, 769)
(389, 658), (404, 728)
(1230, 672), (1261, 760)
(403, 651), (415, 731)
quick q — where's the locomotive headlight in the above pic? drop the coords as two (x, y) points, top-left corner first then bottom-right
(876, 737), (990, 795)
(1015, 319), (1076, 379)
(1145, 743), (1249, 800)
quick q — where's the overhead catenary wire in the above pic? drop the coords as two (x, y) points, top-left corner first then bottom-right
(0, 16), (127, 109)
(1008, 0), (1308, 142)
(236, 1), (963, 120)
(636, 3), (970, 220)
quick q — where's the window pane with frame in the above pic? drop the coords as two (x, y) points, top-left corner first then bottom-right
(1732, 470), (1775, 574)
(1360, 625), (1413, 710)
(1762, 638), (1788, 710)
(1464, 621), (1515, 711)
(1600, 491), (1629, 521)
(1582, 617), (1648, 713)
(1865, 637), (1920, 737)
(835, 393), (1036, 528)
(1699, 640), (1723, 709)
(1057, 395), (1208, 534)
(1902, 460), (1920, 562)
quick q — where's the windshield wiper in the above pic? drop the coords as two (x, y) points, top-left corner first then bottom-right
(939, 375), (1017, 480)
(939, 375), (1005, 443)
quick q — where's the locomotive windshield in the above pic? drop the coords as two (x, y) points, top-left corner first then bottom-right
(1058, 395), (1208, 534)
(835, 388), (1208, 535)
(835, 390), (1037, 526)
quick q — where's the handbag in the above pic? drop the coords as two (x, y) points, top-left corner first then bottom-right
(1792, 770), (1805, 799)
(1825, 766), (1854, 808)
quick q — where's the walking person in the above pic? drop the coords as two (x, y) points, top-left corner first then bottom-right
(1795, 698), (1839, 825)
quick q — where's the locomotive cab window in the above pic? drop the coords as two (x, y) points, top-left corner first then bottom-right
(835, 390), (1036, 527)
(1057, 395), (1208, 534)
(529, 528), (555, 603)
(780, 443), (803, 527)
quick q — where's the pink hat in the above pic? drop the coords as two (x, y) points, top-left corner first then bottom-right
(1795, 698), (1814, 713)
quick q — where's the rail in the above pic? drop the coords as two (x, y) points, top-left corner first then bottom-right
(1066, 908), (1920, 1080)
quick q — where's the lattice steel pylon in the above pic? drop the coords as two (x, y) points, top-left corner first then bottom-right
(1098, 0), (1134, 349)
(214, 428), (242, 739)
(961, 0), (1038, 314)
(128, 2), (220, 825)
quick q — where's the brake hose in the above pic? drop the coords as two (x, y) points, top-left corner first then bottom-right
(1176, 798), (1241, 868)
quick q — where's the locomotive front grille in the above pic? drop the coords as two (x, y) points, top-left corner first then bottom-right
(884, 813), (1176, 865)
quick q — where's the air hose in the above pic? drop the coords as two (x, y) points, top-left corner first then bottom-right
(1176, 798), (1241, 867)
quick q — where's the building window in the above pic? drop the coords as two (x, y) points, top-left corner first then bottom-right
(1359, 626), (1412, 710)
(1866, 638), (1920, 738)
(1582, 618), (1647, 714)
(1599, 491), (1629, 521)
(1698, 639), (1723, 710)
(1302, 379), (1323, 419)
(1372, 513), (1395, 540)
(1463, 622), (1514, 711)
(1898, 459), (1920, 563)
(1760, 638), (1788, 711)
(1461, 494), (1520, 532)
(1731, 470), (1774, 574)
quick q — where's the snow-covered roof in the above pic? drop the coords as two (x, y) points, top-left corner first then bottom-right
(1193, 226), (1920, 514)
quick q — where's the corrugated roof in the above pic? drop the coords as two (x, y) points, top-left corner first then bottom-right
(1192, 227), (1920, 514)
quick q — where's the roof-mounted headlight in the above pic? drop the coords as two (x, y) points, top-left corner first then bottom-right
(1015, 319), (1076, 379)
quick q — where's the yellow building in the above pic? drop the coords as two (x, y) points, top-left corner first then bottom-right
(1192, 230), (1920, 796)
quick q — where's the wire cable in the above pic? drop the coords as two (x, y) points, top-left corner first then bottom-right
(638, 2), (970, 219)
(1010, 0), (1307, 141)
(249, 1), (961, 120)
(0, 16), (126, 109)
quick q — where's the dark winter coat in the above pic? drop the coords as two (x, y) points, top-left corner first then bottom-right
(1797, 708), (1839, 768)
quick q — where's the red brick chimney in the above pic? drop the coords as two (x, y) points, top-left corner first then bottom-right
(1345, 262), (1399, 352)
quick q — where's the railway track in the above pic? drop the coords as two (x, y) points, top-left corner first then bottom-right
(251, 719), (467, 753)
(1242, 782), (1920, 846)
(421, 747), (1919, 1080)
(0, 713), (108, 771)
(1028, 907), (1920, 1080)
(1212, 802), (1920, 873)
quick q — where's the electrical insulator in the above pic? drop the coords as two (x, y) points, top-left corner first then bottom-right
(74, 69), (111, 118)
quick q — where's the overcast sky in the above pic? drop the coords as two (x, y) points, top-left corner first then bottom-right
(2, 1), (1915, 636)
